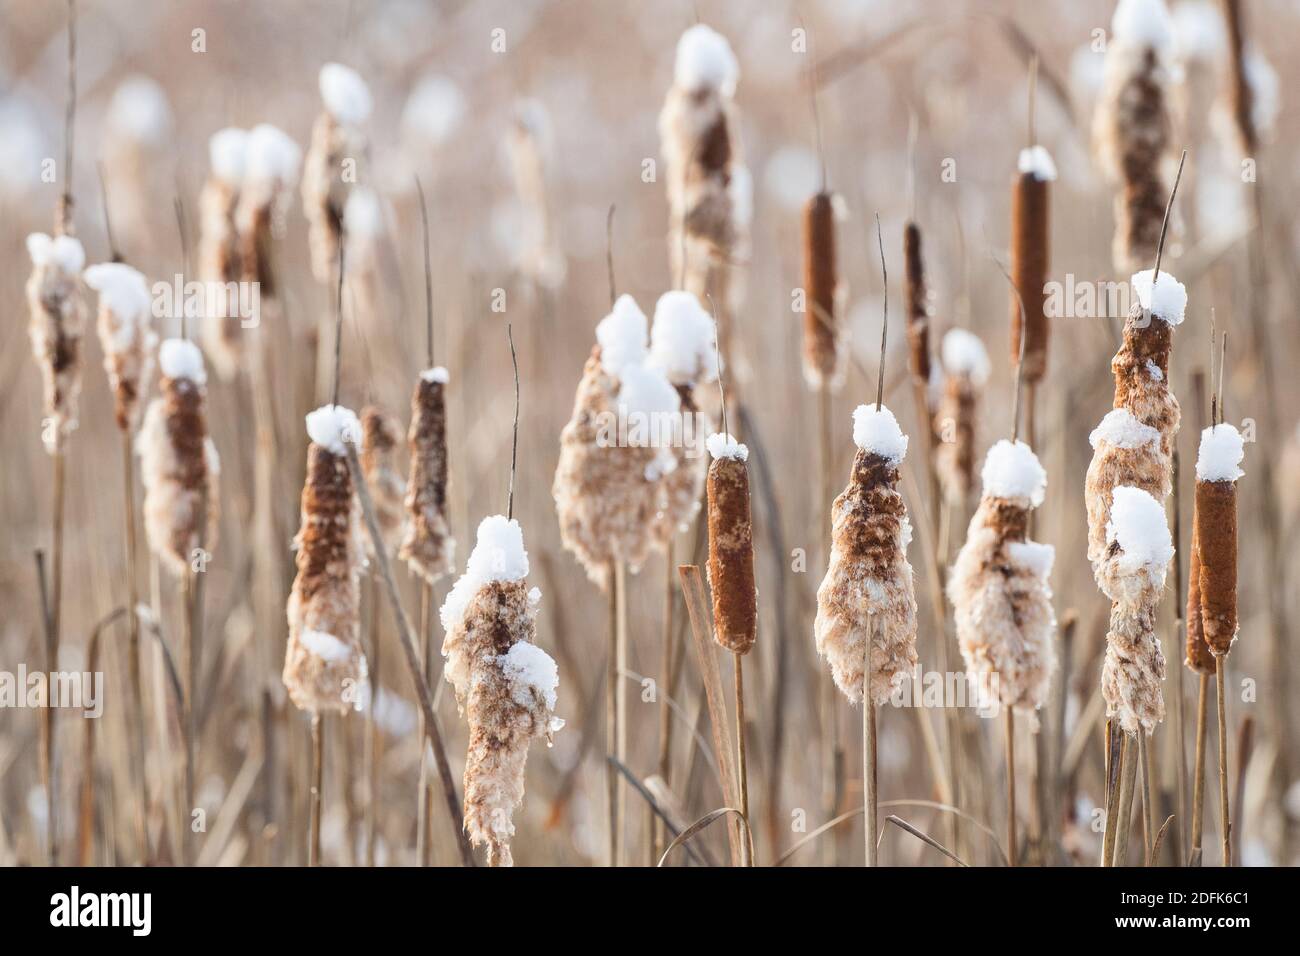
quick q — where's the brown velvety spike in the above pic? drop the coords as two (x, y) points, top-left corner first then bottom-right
(1185, 511), (1215, 674)
(1194, 479), (1238, 657)
(1010, 172), (1050, 382)
(903, 221), (930, 385)
(400, 376), (455, 584)
(802, 191), (839, 388)
(706, 455), (756, 655)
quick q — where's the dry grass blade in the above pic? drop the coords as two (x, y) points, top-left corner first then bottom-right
(885, 815), (969, 867)
(606, 756), (712, 867)
(657, 807), (751, 868)
(678, 564), (741, 866)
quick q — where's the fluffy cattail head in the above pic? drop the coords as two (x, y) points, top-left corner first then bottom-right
(1010, 146), (1055, 383)
(26, 232), (87, 453)
(200, 128), (250, 380)
(400, 368), (455, 584)
(802, 191), (843, 390)
(359, 404), (406, 560)
(705, 433), (756, 655)
(137, 339), (220, 577)
(935, 329), (990, 506)
(1194, 424), (1244, 656)
(815, 405), (919, 705)
(1093, 0), (1176, 273)
(85, 262), (157, 431)
(949, 440), (1056, 725)
(553, 296), (675, 586)
(440, 516), (562, 866)
(283, 404), (367, 715)
(902, 222), (930, 385)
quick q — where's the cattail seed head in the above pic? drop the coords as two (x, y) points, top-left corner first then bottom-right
(303, 64), (371, 285)
(400, 369), (455, 584)
(26, 232), (87, 453)
(359, 404), (406, 560)
(935, 329), (990, 506)
(441, 516), (562, 866)
(85, 262), (157, 431)
(283, 405), (367, 716)
(815, 405), (919, 706)
(1010, 146), (1055, 383)
(705, 433), (756, 655)
(137, 340), (221, 577)
(802, 191), (843, 390)
(1184, 510), (1214, 673)
(200, 128), (248, 380)
(949, 440), (1057, 727)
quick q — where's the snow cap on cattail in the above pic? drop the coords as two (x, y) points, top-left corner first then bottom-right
(706, 433), (756, 655)
(440, 516), (562, 866)
(209, 127), (248, 187)
(303, 68), (366, 284)
(85, 262), (157, 431)
(319, 62), (373, 126)
(200, 128), (251, 379)
(949, 440), (1057, 725)
(1194, 424), (1244, 657)
(936, 329), (990, 504)
(815, 404), (919, 705)
(137, 339), (220, 577)
(26, 232), (87, 453)
(283, 404), (366, 715)
(1093, 0), (1177, 272)
(400, 368), (456, 583)
(673, 24), (739, 96)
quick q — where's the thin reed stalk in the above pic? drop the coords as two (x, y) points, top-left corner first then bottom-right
(1191, 673), (1209, 864)
(1216, 656), (1229, 865)
(605, 558), (619, 867)
(864, 687), (878, 867)
(1005, 709), (1016, 866)
(309, 714), (323, 866)
(733, 652), (750, 866)
(415, 583), (432, 865)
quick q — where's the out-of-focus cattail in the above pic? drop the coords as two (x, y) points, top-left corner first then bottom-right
(137, 340), (221, 577)
(233, 124), (302, 343)
(803, 191), (843, 389)
(902, 222), (930, 386)
(705, 433), (756, 655)
(553, 295), (678, 587)
(102, 75), (172, 250)
(648, 290), (717, 542)
(26, 232), (87, 453)
(84, 262), (157, 432)
(1085, 270), (1185, 569)
(1221, 0), (1257, 156)
(935, 328), (990, 506)
(303, 63), (371, 285)
(200, 127), (249, 380)
(815, 404), (919, 705)
(659, 24), (751, 361)
(342, 186), (384, 331)
(283, 404), (367, 715)
(1009, 146), (1055, 382)
(440, 516), (563, 866)
(1193, 423), (1244, 656)
(359, 404), (405, 559)
(400, 368), (455, 584)
(1093, 0), (1177, 273)
(507, 99), (566, 290)
(949, 440), (1057, 728)
(1098, 486), (1173, 735)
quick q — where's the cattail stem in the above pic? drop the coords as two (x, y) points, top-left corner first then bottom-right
(1101, 722), (1122, 866)
(309, 713), (323, 866)
(1005, 708), (1016, 866)
(1191, 672), (1209, 864)
(365, 578), (381, 866)
(1114, 735), (1139, 866)
(1139, 731), (1155, 864)
(1215, 655), (1230, 866)
(345, 445), (476, 866)
(652, 542), (675, 863)
(415, 582), (432, 865)
(615, 559), (628, 866)
(816, 384), (841, 860)
(46, 449), (66, 865)
(121, 431), (147, 862)
(864, 691), (878, 867)
(733, 651), (750, 866)
(605, 559), (619, 867)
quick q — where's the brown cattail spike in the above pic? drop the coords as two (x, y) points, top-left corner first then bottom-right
(1009, 149), (1053, 382)
(1193, 421), (1244, 656)
(400, 369), (455, 584)
(705, 435), (756, 655)
(802, 191), (841, 389)
(902, 221), (930, 385)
